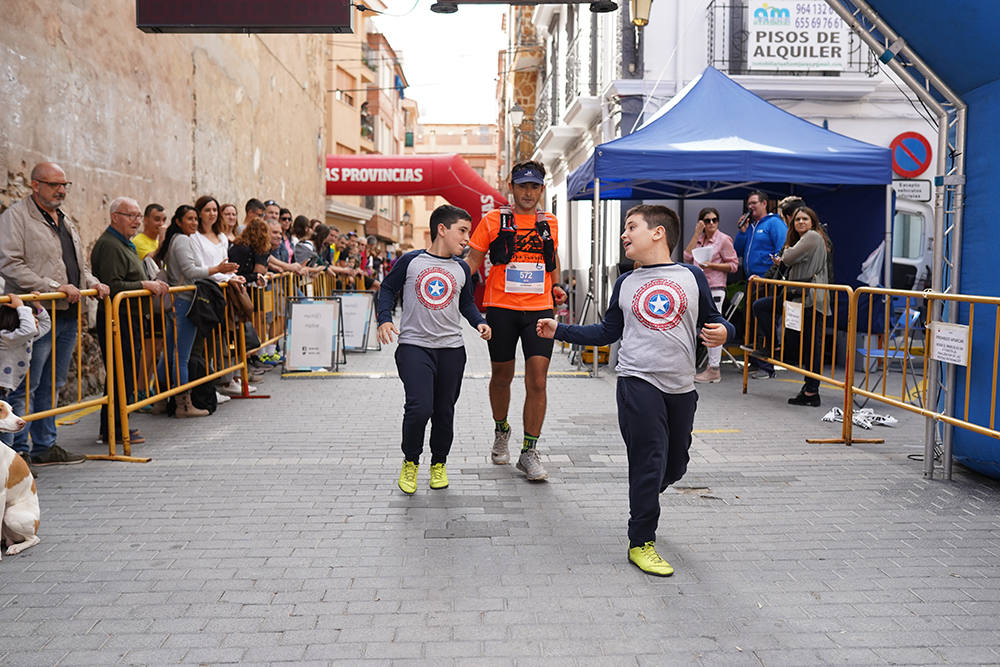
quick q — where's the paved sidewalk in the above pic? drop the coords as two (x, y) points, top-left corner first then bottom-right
(2, 330), (1000, 666)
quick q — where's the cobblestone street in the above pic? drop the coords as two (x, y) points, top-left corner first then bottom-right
(2, 330), (999, 665)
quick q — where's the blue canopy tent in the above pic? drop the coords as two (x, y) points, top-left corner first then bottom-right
(568, 66), (893, 288)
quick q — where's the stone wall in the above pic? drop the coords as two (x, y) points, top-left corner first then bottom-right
(0, 0), (327, 247)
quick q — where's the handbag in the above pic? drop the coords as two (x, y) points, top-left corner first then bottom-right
(226, 281), (254, 322)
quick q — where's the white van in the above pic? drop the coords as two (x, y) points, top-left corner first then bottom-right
(892, 197), (934, 291)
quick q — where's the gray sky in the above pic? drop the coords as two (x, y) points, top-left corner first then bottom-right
(373, 1), (506, 125)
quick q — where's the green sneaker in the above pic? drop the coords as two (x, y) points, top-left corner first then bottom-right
(628, 541), (674, 577)
(398, 460), (418, 495)
(429, 463), (448, 489)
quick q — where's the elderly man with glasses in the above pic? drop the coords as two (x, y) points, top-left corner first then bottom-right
(90, 197), (169, 446)
(0, 162), (110, 466)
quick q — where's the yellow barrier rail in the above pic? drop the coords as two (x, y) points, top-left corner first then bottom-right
(742, 276), (882, 446)
(110, 283), (259, 459)
(0, 290), (119, 459)
(850, 287), (1000, 476)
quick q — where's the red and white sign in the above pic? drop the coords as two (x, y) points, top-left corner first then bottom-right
(325, 154), (507, 227)
(889, 132), (933, 179)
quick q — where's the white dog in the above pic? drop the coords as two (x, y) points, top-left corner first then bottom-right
(0, 399), (40, 559)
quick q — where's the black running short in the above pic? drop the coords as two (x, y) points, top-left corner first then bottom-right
(486, 307), (554, 363)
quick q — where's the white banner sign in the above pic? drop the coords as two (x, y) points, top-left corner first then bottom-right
(783, 299), (803, 332)
(339, 292), (375, 351)
(287, 301), (339, 371)
(930, 321), (970, 366)
(747, 1), (849, 72)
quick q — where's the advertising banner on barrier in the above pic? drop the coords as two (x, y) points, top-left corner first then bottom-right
(747, 0), (849, 72)
(286, 300), (342, 371)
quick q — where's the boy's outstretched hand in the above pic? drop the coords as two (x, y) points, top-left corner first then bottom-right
(536, 317), (558, 339)
(377, 322), (399, 344)
(477, 323), (492, 340)
(5, 293), (24, 309)
(700, 322), (729, 348)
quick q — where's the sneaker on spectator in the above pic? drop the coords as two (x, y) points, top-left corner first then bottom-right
(219, 379), (256, 396)
(694, 367), (721, 383)
(31, 445), (86, 466)
(260, 353), (283, 366)
(516, 448), (548, 481)
(215, 391), (231, 404)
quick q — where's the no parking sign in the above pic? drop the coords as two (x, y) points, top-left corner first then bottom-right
(890, 132), (933, 178)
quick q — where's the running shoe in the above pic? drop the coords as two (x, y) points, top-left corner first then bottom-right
(398, 460), (418, 495)
(429, 463), (448, 489)
(516, 448), (548, 481)
(628, 541), (674, 577)
(491, 428), (510, 464)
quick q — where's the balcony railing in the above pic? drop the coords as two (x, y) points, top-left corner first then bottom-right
(361, 45), (377, 72)
(707, 0), (878, 77)
(536, 65), (563, 139)
(564, 27), (597, 104)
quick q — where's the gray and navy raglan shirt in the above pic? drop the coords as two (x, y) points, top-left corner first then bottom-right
(555, 263), (735, 394)
(376, 249), (487, 348)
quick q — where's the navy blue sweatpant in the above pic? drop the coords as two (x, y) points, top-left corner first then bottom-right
(395, 344), (466, 465)
(616, 376), (698, 547)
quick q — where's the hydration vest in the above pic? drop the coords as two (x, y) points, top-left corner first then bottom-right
(487, 206), (556, 272)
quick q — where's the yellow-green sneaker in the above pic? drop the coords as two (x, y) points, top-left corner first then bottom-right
(398, 460), (418, 495)
(429, 463), (448, 489)
(628, 541), (674, 577)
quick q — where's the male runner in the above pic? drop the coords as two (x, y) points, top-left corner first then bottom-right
(466, 161), (567, 481)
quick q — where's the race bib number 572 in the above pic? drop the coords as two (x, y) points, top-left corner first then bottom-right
(505, 262), (545, 294)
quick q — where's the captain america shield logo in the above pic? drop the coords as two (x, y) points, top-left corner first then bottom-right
(415, 266), (458, 310)
(631, 278), (687, 331)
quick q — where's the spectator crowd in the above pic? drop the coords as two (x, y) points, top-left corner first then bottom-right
(0, 161), (392, 470)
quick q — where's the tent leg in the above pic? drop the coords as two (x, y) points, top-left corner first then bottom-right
(592, 178), (601, 378)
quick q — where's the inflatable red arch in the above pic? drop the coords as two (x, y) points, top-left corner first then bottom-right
(325, 153), (507, 229)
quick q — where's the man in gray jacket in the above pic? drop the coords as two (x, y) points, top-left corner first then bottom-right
(0, 162), (109, 465)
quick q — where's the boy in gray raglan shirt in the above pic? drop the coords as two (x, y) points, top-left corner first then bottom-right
(376, 205), (491, 495)
(537, 204), (734, 576)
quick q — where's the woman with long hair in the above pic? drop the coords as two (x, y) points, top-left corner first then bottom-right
(772, 205), (832, 407)
(683, 206), (738, 383)
(219, 203), (239, 243)
(192, 195), (240, 285)
(154, 204), (238, 417)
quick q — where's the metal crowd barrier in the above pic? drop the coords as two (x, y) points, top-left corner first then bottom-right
(6, 271), (380, 462)
(741, 276), (881, 446)
(0, 290), (119, 459)
(850, 287), (1000, 477)
(110, 283), (259, 459)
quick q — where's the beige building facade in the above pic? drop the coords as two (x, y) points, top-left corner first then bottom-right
(403, 123), (500, 250)
(0, 0), (328, 248)
(323, 11), (412, 245)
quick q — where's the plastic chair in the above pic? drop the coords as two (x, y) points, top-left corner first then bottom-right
(855, 307), (923, 408)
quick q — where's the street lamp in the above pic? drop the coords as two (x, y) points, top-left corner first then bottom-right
(629, 0), (652, 26)
(509, 103), (525, 128)
(401, 211), (411, 226)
